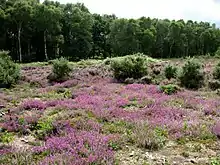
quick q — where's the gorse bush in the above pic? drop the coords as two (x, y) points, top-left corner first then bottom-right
(179, 59), (204, 89)
(0, 51), (20, 87)
(49, 57), (72, 82)
(164, 64), (178, 80)
(213, 62), (220, 80)
(111, 55), (148, 81)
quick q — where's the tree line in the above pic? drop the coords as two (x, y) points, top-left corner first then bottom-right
(1, 0), (220, 62)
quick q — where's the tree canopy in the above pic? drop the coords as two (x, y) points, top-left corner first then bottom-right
(1, 0), (220, 62)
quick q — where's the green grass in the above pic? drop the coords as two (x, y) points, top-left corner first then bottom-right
(21, 62), (49, 67)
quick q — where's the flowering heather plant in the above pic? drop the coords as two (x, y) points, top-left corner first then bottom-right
(74, 119), (102, 132)
(24, 113), (41, 126)
(54, 79), (78, 88)
(0, 146), (12, 155)
(125, 84), (145, 91)
(213, 122), (220, 138)
(45, 100), (61, 107)
(3, 66), (220, 165)
(2, 114), (20, 132)
(53, 99), (77, 110)
(2, 111), (43, 133)
(33, 129), (115, 165)
(20, 99), (46, 111)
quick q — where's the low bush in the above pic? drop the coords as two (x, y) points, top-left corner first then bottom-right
(213, 62), (220, 80)
(160, 84), (179, 95)
(179, 58), (204, 89)
(111, 55), (148, 81)
(35, 118), (55, 140)
(0, 51), (20, 87)
(164, 64), (178, 80)
(48, 57), (72, 82)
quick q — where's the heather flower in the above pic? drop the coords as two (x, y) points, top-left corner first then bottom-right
(60, 79), (78, 88)
(2, 114), (20, 132)
(20, 99), (46, 110)
(116, 98), (129, 108)
(125, 84), (145, 90)
(45, 100), (61, 107)
(213, 122), (220, 138)
(24, 114), (41, 125)
(0, 146), (12, 155)
(74, 119), (102, 132)
(33, 129), (116, 165)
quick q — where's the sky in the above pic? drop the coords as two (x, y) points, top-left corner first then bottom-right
(57, 0), (220, 23)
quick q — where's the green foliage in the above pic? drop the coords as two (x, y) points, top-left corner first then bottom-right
(213, 62), (220, 80)
(210, 157), (220, 165)
(179, 59), (204, 89)
(109, 54), (160, 64)
(108, 141), (121, 151)
(164, 64), (178, 79)
(49, 57), (72, 82)
(0, 0), (220, 62)
(160, 84), (179, 95)
(35, 118), (54, 140)
(111, 55), (148, 81)
(0, 132), (14, 143)
(0, 51), (21, 86)
(215, 47), (220, 58)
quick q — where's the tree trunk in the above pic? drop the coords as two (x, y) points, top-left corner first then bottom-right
(18, 24), (22, 62)
(28, 41), (31, 57)
(56, 43), (59, 57)
(44, 31), (48, 61)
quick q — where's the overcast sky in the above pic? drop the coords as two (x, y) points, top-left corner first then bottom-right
(57, 0), (220, 23)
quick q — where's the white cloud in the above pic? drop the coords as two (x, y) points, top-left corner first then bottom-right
(57, 0), (220, 23)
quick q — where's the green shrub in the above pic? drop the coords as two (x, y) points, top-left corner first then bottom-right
(0, 51), (20, 87)
(164, 64), (177, 79)
(48, 57), (72, 82)
(111, 55), (148, 81)
(210, 157), (220, 165)
(160, 84), (179, 95)
(213, 62), (220, 80)
(35, 118), (54, 140)
(0, 132), (14, 143)
(179, 59), (204, 89)
(215, 47), (220, 58)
